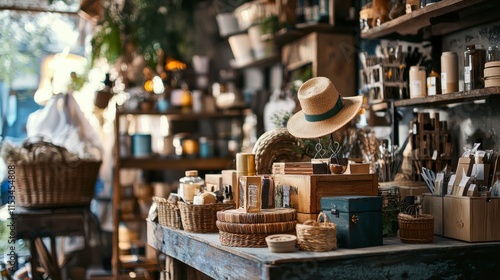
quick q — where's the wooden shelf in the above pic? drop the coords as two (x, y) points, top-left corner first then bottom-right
(232, 53), (280, 70)
(116, 109), (244, 120)
(117, 156), (234, 170)
(361, 0), (496, 39)
(393, 87), (500, 108)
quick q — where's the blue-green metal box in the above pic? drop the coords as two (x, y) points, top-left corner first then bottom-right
(321, 195), (383, 249)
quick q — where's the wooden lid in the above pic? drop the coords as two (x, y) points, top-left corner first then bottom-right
(484, 67), (500, 78)
(216, 208), (296, 224)
(485, 61), (500, 68)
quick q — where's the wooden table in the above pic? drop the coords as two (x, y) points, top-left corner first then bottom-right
(147, 219), (500, 279)
(15, 206), (93, 280)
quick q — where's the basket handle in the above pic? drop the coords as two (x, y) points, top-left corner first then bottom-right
(317, 212), (330, 224)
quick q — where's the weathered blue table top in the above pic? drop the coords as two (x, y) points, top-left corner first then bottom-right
(147, 220), (500, 279)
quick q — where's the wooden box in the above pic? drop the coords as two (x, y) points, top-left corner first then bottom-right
(443, 196), (500, 242)
(273, 174), (378, 222)
(422, 193), (444, 235)
(321, 196), (383, 248)
(281, 32), (356, 97)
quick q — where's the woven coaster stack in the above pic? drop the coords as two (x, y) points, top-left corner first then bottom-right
(484, 61), (500, 87)
(216, 208), (297, 247)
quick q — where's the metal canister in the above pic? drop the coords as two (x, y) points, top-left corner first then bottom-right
(236, 152), (256, 177)
(441, 51), (459, 94)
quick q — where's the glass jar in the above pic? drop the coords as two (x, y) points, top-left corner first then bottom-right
(487, 46), (500, 62)
(178, 170), (204, 202)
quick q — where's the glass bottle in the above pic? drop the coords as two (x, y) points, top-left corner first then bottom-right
(178, 170), (204, 202)
(464, 45), (486, 90)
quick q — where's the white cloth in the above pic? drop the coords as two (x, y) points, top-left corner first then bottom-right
(26, 93), (102, 159)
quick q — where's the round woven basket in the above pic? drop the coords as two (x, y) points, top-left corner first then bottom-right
(296, 212), (337, 252)
(217, 208), (296, 224)
(252, 128), (305, 175)
(219, 230), (296, 248)
(398, 213), (434, 244)
(216, 220), (297, 234)
(178, 202), (235, 233)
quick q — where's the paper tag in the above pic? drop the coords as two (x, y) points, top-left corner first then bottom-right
(441, 72), (447, 90)
(468, 184), (476, 192)
(447, 174), (456, 195)
(472, 164), (485, 180)
(432, 150), (438, 160)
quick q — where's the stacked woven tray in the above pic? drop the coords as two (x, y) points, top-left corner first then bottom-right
(484, 61), (500, 87)
(217, 208), (297, 247)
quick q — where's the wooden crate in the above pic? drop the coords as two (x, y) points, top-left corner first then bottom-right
(273, 174), (378, 218)
(443, 196), (500, 242)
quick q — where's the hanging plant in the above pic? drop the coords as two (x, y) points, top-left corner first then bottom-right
(91, 0), (197, 70)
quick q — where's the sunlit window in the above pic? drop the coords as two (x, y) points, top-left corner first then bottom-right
(0, 2), (88, 140)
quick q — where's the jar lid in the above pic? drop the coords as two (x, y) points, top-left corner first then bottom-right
(185, 170), (198, 176)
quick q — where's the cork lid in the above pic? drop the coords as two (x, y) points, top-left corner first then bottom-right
(185, 170), (198, 176)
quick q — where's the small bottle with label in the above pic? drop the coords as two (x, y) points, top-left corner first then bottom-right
(427, 70), (441, 96)
(178, 170), (204, 202)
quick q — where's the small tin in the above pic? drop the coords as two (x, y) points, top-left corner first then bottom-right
(131, 134), (152, 157)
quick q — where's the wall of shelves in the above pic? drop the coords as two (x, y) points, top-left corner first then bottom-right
(361, 0), (500, 39)
(111, 106), (243, 277)
(361, 0), (500, 176)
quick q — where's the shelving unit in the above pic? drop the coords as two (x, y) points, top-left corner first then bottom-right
(111, 106), (243, 278)
(361, 0), (500, 39)
(361, 0), (500, 177)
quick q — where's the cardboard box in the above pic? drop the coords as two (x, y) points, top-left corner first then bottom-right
(443, 196), (500, 242)
(239, 176), (262, 212)
(322, 196), (383, 248)
(273, 174), (378, 218)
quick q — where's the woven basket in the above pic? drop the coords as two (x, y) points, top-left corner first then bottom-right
(153, 196), (182, 229)
(398, 213), (434, 243)
(13, 141), (101, 208)
(219, 230), (296, 247)
(252, 128), (306, 175)
(296, 212), (337, 252)
(179, 202), (235, 233)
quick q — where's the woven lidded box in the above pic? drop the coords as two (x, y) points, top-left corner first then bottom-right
(321, 196), (383, 249)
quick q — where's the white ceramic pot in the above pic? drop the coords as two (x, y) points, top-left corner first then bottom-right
(216, 13), (239, 37)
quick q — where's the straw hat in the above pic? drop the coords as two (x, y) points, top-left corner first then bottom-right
(287, 77), (363, 139)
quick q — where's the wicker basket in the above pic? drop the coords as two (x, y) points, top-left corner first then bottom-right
(219, 230), (296, 248)
(252, 128), (306, 175)
(398, 213), (434, 244)
(13, 141), (101, 208)
(296, 212), (337, 252)
(153, 196), (182, 229)
(178, 202), (235, 233)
